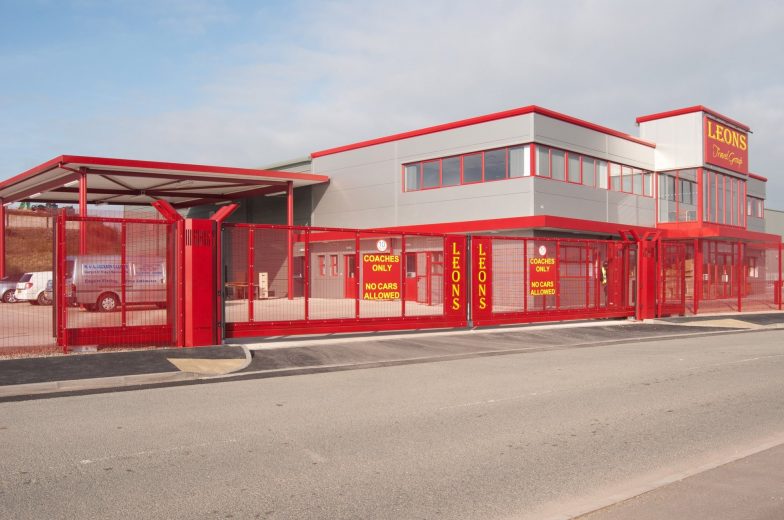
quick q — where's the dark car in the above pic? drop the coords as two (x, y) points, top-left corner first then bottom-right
(0, 274), (22, 303)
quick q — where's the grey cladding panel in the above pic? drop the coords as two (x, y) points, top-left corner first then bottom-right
(533, 114), (606, 157)
(396, 115), (533, 161)
(747, 177), (766, 198)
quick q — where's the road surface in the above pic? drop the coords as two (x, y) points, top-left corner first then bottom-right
(2, 329), (783, 519)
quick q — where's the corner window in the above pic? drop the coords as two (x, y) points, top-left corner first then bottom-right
(508, 145), (530, 178)
(536, 146), (550, 177)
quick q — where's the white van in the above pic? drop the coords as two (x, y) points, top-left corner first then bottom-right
(15, 271), (53, 305)
(66, 255), (167, 312)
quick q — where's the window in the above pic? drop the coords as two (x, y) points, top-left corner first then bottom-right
(632, 169), (643, 195)
(463, 153), (482, 183)
(330, 255), (338, 277)
(597, 161), (608, 189)
(536, 146), (550, 177)
(567, 153), (580, 183)
(551, 149), (565, 181)
(747, 196), (765, 219)
(582, 157), (595, 187)
(609, 163), (621, 191)
(405, 164), (420, 191)
(643, 172), (653, 197)
(422, 160), (440, 189)
(621, 166), (633, 193)
(509, 145), (530, 178)
(402, 143), (650, 195)
(442, 157), (461, 186)
(484, 149), (507, 181)
(318, 255), (326, 277)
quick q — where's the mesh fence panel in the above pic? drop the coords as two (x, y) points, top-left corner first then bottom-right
(742, 243), (780, 311)
(62, 216), (174, 348)
(485, 237), (632, 321)
(401, 235), (444, 317)
(308, 230), (357, 320)
(0, 209), (56, 354)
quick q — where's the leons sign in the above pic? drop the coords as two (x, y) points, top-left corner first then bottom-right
(704, 116), (748, 175)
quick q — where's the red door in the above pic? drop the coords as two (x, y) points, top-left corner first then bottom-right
(344, 254), (357, 299)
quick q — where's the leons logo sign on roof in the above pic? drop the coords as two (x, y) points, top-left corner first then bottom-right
(704, 116), (748, 175)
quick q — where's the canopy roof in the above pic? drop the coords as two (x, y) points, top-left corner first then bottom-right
(0, 155), (329, 208)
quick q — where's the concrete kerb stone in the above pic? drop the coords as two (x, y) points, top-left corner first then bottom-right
(233, 318), (640, 351)
(0, 371), (197, 399)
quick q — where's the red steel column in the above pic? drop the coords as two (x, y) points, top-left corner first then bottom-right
(693, 239), (702, 315)
(0, 200), (5, 278)
(778, 243), (784, 310)
(287, 181), (294, 301)
(737, 243), (743, 312)
(79, 170), (87, 254)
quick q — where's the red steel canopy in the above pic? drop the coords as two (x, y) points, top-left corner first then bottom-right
(0, 155), (329, 208)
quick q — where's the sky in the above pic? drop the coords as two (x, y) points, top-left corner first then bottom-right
(1, 0), (783, 207)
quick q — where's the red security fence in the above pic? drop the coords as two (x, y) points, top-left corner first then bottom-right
(221, 223), (467, 337)
(0, 209), (57, 354)
(470, 236), (638, 326)
(695, 239), (782, 314)
(56, 214), (176, 351)
(3, 208), (779, 355)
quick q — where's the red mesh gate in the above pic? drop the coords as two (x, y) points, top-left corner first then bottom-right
(55, 214), (176, 351)
(222, 224), (467, 337)
(470, 236), (637, 326)
(658, 241), (687, 317)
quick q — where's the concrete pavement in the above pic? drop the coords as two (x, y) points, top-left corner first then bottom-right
(579, 443), (784, 520)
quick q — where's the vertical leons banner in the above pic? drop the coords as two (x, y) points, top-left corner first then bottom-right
(471, 237), (492, 319)
(444, 236), (466, 318)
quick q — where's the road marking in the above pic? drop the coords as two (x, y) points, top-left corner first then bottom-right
(77, 438), (238, 465)
(687, 353), (784, 371)
(302, 449), (328, 463)
(436, 390), (553, 411)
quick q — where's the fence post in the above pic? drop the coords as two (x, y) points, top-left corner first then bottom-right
(0, 200), (5, 279)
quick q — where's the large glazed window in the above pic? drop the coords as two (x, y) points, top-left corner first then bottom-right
(656, 168), (704, 224)
(402, 142), (652, 196)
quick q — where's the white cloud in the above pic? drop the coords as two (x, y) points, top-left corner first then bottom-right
(7, 0), (784, 205)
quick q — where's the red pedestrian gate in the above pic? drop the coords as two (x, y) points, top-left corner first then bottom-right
(55, 214), (177, 351)
(657, 241), (687, 317)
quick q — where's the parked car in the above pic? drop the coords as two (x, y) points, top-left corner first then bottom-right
(44, 279), (53, 304)
(65, 255), (167, 312)
(15, 271), (53, 305)
(0, 274), (22, 303)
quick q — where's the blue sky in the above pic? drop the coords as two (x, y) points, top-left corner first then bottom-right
(2, 0), (783, 207)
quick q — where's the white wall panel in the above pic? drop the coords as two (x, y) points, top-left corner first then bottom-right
(638, 113), (703, 171)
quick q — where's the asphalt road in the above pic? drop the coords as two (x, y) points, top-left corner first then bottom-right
(2, 329), (784, 519)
